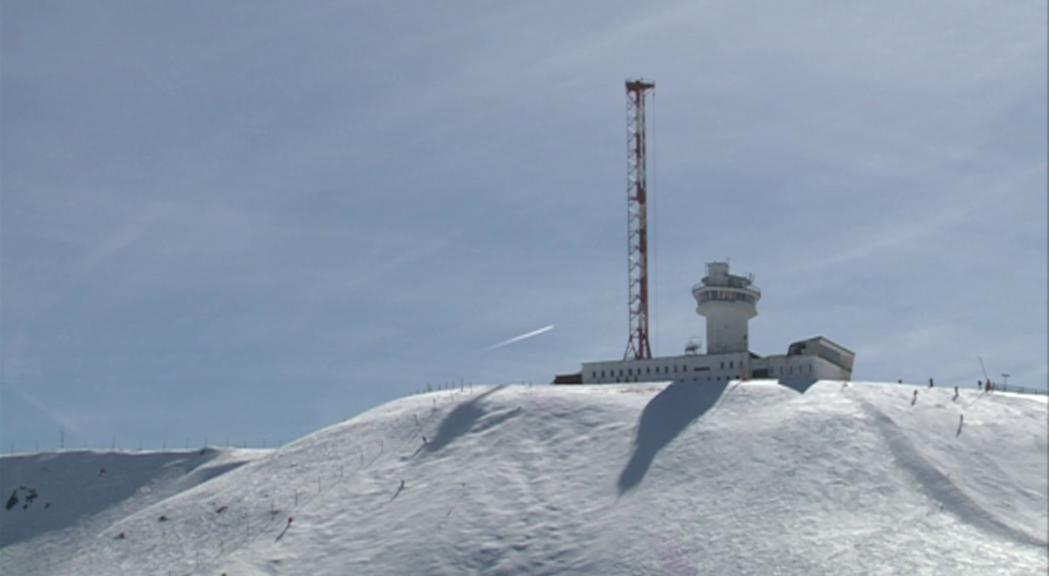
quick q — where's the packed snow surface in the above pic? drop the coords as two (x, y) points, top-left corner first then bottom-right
(1, 381), (1046, 575)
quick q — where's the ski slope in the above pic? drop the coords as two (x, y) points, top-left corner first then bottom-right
(1, 381), (1046, 575)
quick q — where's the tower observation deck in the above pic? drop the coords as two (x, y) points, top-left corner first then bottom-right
(693, 262), (761, 354)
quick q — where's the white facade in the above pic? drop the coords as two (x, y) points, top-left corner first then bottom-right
(580, 339), (852, 385)
(567, 262), (855, 386)
(693, 262), (760, 354)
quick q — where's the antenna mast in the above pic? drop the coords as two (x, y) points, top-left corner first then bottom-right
(624, 79), (655, 360)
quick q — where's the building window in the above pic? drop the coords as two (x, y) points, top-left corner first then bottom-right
(730, 361), (734, 369)
(646, 367), (650, 374)
(720, 362), (725, 370)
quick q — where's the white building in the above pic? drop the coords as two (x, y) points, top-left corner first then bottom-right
(558, 262), (854, 386)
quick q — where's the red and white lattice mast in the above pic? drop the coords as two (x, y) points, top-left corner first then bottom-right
(624, 79), (655, 361)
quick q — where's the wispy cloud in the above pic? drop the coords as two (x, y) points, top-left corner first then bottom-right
(7, 203), (172, 328)
(7, 388), (85, 438)
(803, 162), (1045, 272)
(75, 204), (167, 275)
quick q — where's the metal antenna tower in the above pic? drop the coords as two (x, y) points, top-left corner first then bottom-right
(624, 79), (655, 360)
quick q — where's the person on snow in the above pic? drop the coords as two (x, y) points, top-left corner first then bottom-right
(911, 389), (919, 406)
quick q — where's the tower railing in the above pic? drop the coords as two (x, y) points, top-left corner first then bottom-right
(693, 283), (761, 299)
(694, 289), (759, 305)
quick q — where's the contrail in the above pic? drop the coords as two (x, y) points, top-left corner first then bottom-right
(484, 325), (555, 351)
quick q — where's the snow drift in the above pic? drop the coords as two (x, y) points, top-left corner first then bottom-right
(1, 381), (1046, 575)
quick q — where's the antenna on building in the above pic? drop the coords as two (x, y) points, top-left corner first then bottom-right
(624, 79), (656, 361)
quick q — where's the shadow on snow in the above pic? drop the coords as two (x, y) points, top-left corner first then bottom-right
(618, 381), (728, 494)
(777, 377), (818, 395)
(424, 385), (507, 453)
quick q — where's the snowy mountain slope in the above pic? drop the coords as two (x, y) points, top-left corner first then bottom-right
(1, 381), (1046, 575)
(0, 448), (264, 573)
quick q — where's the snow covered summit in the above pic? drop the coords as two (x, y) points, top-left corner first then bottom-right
(2, 381), (1046, 575)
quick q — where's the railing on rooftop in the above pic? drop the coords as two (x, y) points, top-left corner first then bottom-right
(693, 281), (761, 299)
(694, 289), (758, 305)
(696, 276), (760, 293)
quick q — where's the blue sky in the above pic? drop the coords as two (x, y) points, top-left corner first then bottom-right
(2, 0), (1045, 451)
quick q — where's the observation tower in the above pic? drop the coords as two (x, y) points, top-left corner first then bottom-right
(693, 262), (761, 354)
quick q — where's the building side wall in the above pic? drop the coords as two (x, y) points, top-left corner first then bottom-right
(582, 352), (750, 384)
(751, 354), (851, 381)
(581, 352), (851, 384)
